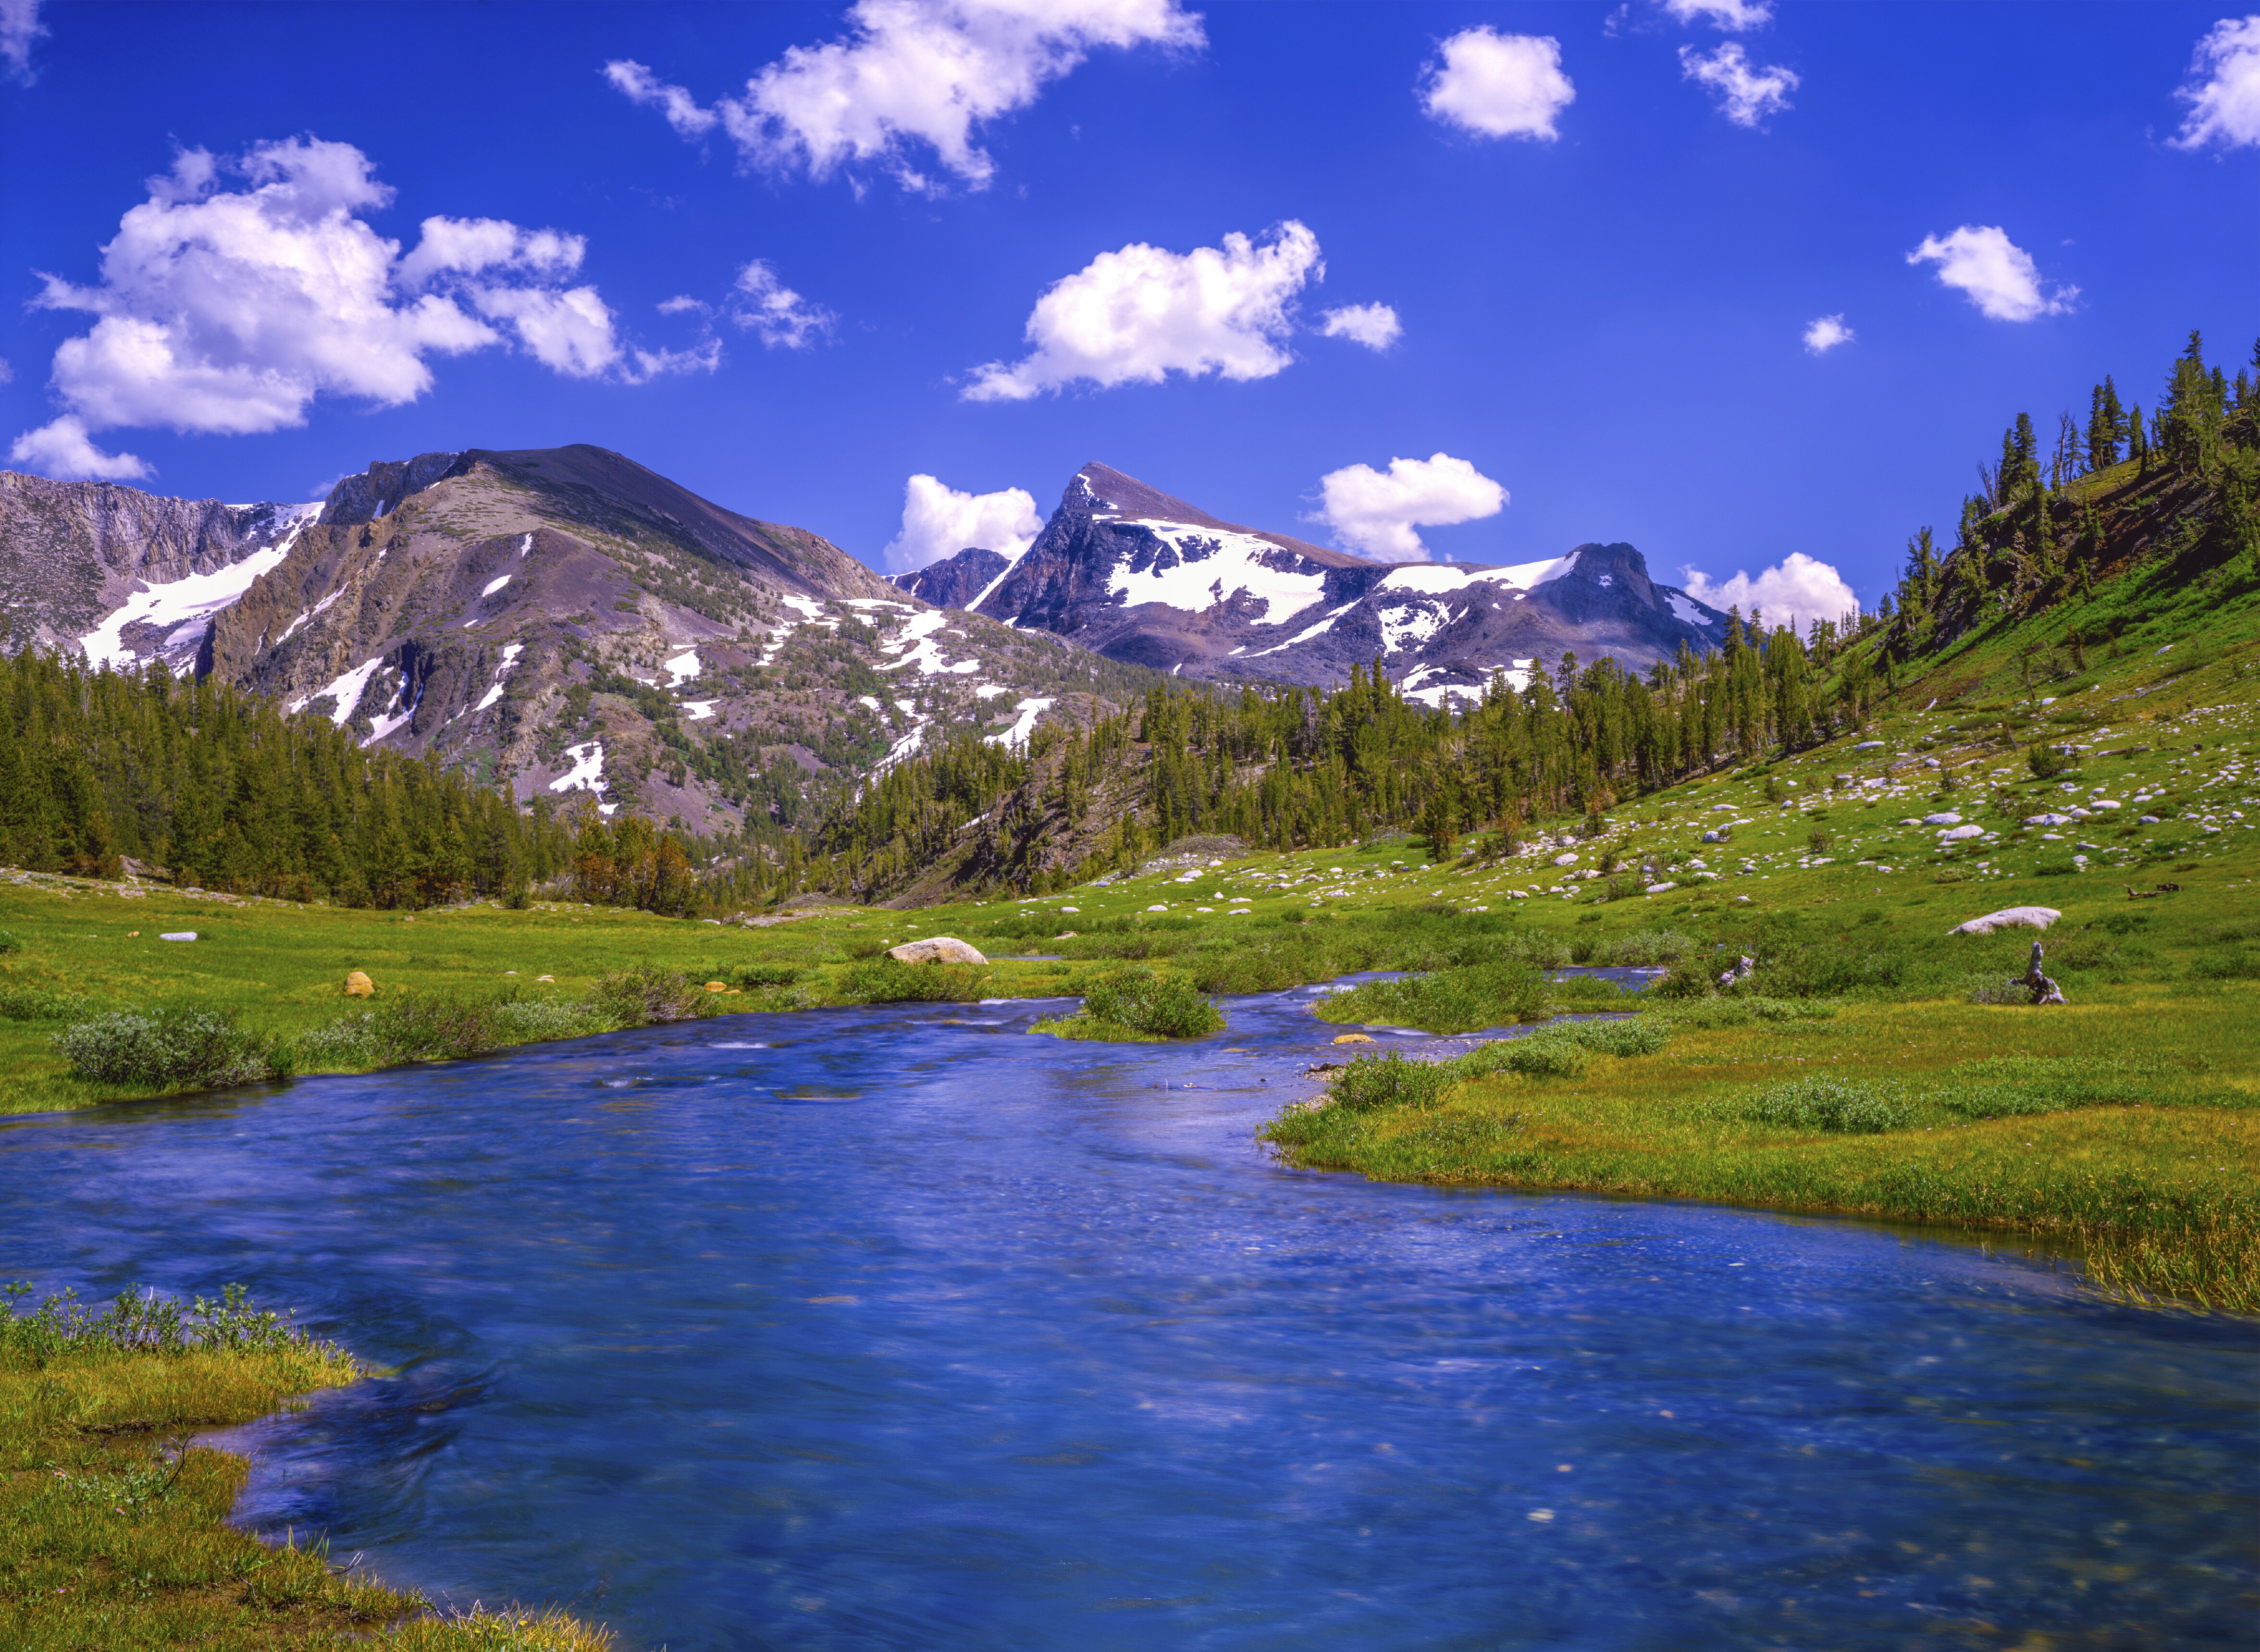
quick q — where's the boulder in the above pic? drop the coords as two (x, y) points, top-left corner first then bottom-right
(344, 970), (375, 997)
(160, 931), (197, 942)
(1923, 812), (1963, 826)
(887, 937), (988, 965)
(1949, 906), (2061, 937)
(1938, 825), (1985, 843)
(1333, 1033), (1375, 1045)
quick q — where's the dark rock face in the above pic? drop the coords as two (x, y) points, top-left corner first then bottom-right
(890, 547), (1010, 609)
(969, 463), (1731, 699)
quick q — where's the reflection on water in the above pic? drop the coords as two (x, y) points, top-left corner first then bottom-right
(0, 986), (2253, 1651)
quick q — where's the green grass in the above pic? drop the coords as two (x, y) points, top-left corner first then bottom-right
(0, 1282), (614, 1649)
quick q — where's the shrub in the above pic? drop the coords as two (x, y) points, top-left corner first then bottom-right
(0, 929), (18, 955)
(1930, 1056), (2176, 1118)
(492, 997), (611, 1040)
(2025, 742), (2072, 780)
(1735, 1076), (1910, 1134)
(1745, 944), (1904, 999)
(1331, 1051), (1454, 1110)
(52, 1009), (285, 1090)
(1552, 1018), (1668, 1057)
(1650, 958), (1719, 999)
(592, 967), (713, 1024)
(726, 962), (804, 988)
(1318, 960), (1547, 1035)
(0, 984), (82, 1021)
(1, 1280), (342, 1365)
(1807, 828), (1835, 855)
(2190, 948), (2260, 981)
(369, 992), (505, 1060)
(1081, 965), (1224, 1037)
(1593, 928), (1697, 967)
(502, 883), (532, 911)
(839, 958), (987, 1003)
(1494, 1036), (1587, 1078)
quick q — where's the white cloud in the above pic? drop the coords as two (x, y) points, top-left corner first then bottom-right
(0, 0), (45, 82)
(1679, 42), (1798, 127)
(882, 473), (1042, 571)
(8, 137), (661, 478)
(8, 416), (149, 481)
(2172, 14), (2260, 150)
(1319, 303), (1402, 351)
(731, 259), (835, 348)
(1906, 225), (2076, 322)
(1802, 314), (1853, 354)
(1420, 28), (1574, 142)
(605, 0), (1203, 193)
(963, 220), (1323, 401)
(1680, 552), (1857, 636)
(1313, 452), (1506, 564)
(1661, 0), (1772, 30)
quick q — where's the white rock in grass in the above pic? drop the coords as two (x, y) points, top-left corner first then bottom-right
(159, 931), (198, 942)
(1923, 812), (1963, 826)
(1949, 906), (2061, 937)
(1938, 825), (1985, 843)
(886, 937), (987, 965)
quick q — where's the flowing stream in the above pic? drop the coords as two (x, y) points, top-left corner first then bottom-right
(1, 986), (2253, 1650)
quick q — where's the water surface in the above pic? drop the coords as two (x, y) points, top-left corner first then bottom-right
(1, 986), (2252, 1650)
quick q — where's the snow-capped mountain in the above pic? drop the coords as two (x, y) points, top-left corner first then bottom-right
(1, 449), (1154, 828)
(930, 463), (1730, 702)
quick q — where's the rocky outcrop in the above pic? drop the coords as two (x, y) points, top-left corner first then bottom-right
(969, 463), (1730, 698)
(890, 547), (1011, 609)
(1949, 906), (2061, 936)
(0, 471), (315, 662)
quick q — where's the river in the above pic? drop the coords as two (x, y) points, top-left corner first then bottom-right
(1, 985), (2252, 1649)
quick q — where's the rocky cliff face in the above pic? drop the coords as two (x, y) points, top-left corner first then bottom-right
(1, 447), (1158, 831)
(889, 547), (1011, 609)
(0, 472), (317, 666)
(966, 463), (1731, 702)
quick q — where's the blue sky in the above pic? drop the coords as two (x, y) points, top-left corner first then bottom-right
(1, 0), (2253, 625)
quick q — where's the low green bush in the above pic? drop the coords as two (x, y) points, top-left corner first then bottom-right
(1, 1280), (340, 1363)
(2190, 948), (2260, 981)
(51, 1009), (286, 1090)
(492, 997), (612, 1041)
(1591, 928), (1698, 967)
(592, 966), (713, 1024)
(0, 985), (83, 1022)
(1734, 1076), (1911, 1134)
(839, 958), (988, 1003)
(1926, 1055), (2181, 1119)
(0, 930), (19, 955)
(1331, 1051), (1454, 1110)
(1318, 961), (1548, 1035)
(1081, 965), (1223, 1037)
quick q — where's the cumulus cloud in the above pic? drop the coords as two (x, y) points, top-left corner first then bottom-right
(1906, 225), (2076, 322)
(1319, 303), (1401, 351)
(7, 137), (680, 480)
(1679, 42), (1798, 126)
(2172, 14), (2260, 150)
(730, 259), (836, 348)
(882, 473), (1042, 571)
(1660, 0), (1772, 29)
(1420, 28), (1574, 141)
(0, 0), (45, 82)
(963, 220), (1323, 402)
(606, 0), (1203, 192)
(1680, 552), (1857, 636)
(8, 415), (150, 481)
(1802, 314), (1853, 354)
(1313, 452), (1506, 564)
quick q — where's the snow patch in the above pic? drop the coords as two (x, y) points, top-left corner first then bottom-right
(1246, 600), (1359, 659)
(988, 696), (1054, 748)
(291, 658), (384, 725)
(1105, 521), (1327, 625)
(80, 542), (296, 671)
(550, 740), (612, 811)
(974, 683), (1011, 700)
(663, 649), (701, 686)
(1665, 590), (1712, 627)
(1381, 552), (1576, 597)
(481, 574), (513, 598)
(681, 699), (716, 722)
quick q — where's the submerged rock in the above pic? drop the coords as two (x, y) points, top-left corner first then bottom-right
(887, 937), (988, 965)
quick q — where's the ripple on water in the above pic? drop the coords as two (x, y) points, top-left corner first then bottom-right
(0, 986), (2252, 1652)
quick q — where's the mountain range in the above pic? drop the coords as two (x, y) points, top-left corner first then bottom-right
(894, 462), (1730, 701)
(2, 449), (1729, 829)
